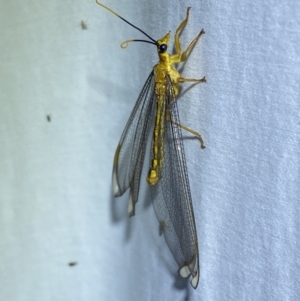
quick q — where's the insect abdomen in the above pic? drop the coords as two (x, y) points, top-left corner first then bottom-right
(147, 83), (166, 185)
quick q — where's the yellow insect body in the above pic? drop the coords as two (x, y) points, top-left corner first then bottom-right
(147, 27), (205, 186)
(96, 0), (205, 289)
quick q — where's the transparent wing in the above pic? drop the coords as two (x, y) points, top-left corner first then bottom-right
(149, 77), (200, 288)
(113, 72), (156, 216)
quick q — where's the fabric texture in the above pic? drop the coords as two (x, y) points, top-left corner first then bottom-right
(0, 0), (299, 300)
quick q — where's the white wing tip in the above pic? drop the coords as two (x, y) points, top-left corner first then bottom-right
(191, 271), (199, 288)
(112, 168), (121, 196)
(179, 265), (191, 278)
(179, 265), (199, 288)
(127, 192), (134, 217)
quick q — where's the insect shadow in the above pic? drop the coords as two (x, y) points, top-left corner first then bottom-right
(110, 137), (152, 225)
(110, 177), (152, 242)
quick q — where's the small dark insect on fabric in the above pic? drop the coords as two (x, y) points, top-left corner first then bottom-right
(80, 20), (88, 30)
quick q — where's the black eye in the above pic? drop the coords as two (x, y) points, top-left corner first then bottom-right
(159, 44), (167, 53)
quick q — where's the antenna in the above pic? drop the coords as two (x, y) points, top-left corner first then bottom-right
(95, 1), (157, 46)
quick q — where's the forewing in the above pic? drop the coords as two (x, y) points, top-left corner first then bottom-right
(113, 72), (156, 210)
(149, 77), (200, 288)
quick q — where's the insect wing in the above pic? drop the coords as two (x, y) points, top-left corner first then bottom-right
(149, 78), (200, 288)
(113, 72), (156, 215)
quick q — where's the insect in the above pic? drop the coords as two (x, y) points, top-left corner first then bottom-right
(46, 115), (51, 122)
(68, 261), (78, 266)
(80, 20), (88, 30)
(96, 1), (206, 288)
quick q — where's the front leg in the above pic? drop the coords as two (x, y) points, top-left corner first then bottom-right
(180, 29), (205, 62)
(174, 7), (191, 57)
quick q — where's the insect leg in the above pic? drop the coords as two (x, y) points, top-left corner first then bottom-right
(166, 113), (205, 149)
(178, 76), (206, 83)
(174, 7), (191, 56)
(180, 29), (205, 62)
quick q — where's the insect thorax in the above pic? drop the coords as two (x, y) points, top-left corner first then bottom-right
(154, 64), (180, 96)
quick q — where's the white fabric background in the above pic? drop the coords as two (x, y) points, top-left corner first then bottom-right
(0, 0), (299, 300)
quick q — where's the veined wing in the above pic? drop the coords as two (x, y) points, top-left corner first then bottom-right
(149, 77), (200, 288)
(113, 72), (156, 216)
